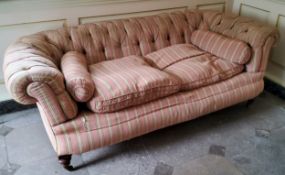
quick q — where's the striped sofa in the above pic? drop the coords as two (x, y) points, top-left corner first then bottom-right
(3, 10), (279, 170)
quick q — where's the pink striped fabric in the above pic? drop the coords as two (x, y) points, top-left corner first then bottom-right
(27, 82), (75, 126)
(164, 53), (244, 90)
(3, 10), (279, 158)
(61, 51), (95, 102)
(87, 55), (181, 113)
(37, 103), (58, 152)
(145, 44), (205, 69)
(191, 30), (252, 64)
(247, 36), (276, 72)
(51, 72), (264, 155)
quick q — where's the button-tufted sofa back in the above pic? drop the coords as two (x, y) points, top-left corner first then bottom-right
(5, 11), (202, 68)
(5, 10), (278, 68)
(69, 11), (201, 65)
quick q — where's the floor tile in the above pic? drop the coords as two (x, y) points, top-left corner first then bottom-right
(255, 129), (271, 138)
(208, 145), (226, 157)
(0, 162), (21, 175)
(5, 123), (54, 165)
(0, 136), (7, 169)
(153, 162), (173, 175)
(0, 125), (13, 137)
(0, 108), (40, 128)
(81, 139), (156, 175)
(4, 108), (41, 129)
(173, 155), (243, 175)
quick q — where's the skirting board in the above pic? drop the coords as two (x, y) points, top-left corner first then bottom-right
(0, 100), (35, 115)
(0, 79), (283, 115)
(264, 78), (285, 100)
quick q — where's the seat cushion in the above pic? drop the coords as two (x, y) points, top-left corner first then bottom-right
(87, 55), (181, 113)
(145, 44), (205, 69)
(164, 53), (244, 90)
(191, 30), (251, 64)
(61, 51), (95, 102)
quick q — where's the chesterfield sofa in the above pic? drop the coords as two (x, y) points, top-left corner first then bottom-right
(3, 10), (279, 170)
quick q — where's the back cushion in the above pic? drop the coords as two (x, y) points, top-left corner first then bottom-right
(145, 44), (205, 69)
(191, 30), (251, 64)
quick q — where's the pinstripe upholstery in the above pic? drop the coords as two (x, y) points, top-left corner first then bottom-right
(199, 11), (279, 72)
(87, 55), (181, 113)
(50, 72), (263, 155)
(145, 44), (204, 69)
(3, 10), (279, 157)
(164, 53), (244, 90)
(27, 82), (77, 126)
(191, 30), (251, 64)
(144, 44), (244, 90)
(61, 51), (94, 102)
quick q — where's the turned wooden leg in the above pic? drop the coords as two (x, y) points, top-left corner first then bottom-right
(58, 155), (73, 171)
(246, 99), (255, 108)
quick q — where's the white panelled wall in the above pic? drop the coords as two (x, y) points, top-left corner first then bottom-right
(232, 0), (285, 87)
(0, 0), (230, 101)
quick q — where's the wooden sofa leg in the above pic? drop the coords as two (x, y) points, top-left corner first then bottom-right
(246, 99), (255, 108)
(58, 155), (73, 171)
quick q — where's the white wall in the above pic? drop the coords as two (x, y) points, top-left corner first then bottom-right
(0, 0), (229, 101)
(232, 0), (285, 87)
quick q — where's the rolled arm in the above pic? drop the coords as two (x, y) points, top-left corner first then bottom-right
(200, 11), (280, 73)
(3, 33), (77, 125)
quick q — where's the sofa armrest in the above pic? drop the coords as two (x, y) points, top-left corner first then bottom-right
(27, 82), (77, 126)
(3, 33), (78, 122)
(200, 11), (280, 73)
(245, 36), (276, 73)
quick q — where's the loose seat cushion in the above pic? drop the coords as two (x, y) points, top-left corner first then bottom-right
(191, 30), (252, 64)
(61, 51), (95, 102)
(87, 55), (181, 113)
(164, 53), (244, 90)
(145, 44), (205, 69)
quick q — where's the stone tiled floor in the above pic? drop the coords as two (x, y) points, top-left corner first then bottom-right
(0, 91), (285, 175)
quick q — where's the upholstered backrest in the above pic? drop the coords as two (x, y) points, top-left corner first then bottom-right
(5, 10), (278, 70)
(68, 11), (202, 65)
(5, 12), (280, 80)
(4, 10), (201, 69)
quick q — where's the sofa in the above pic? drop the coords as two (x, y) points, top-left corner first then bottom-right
(3, 10), (279, 170)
